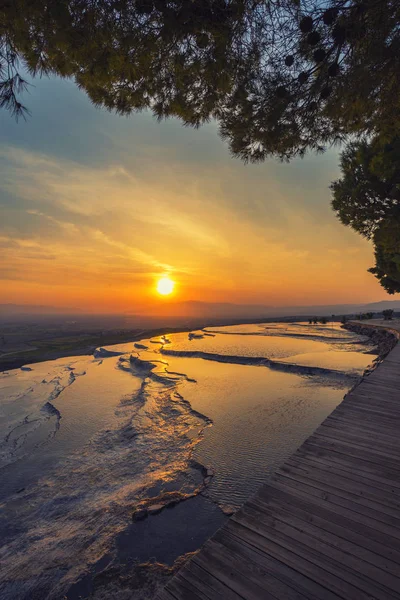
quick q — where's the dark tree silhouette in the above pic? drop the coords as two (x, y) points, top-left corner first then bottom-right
(331, 135), (400, 293)
(2, 0), (400, 160)
(331, 136), (400, 238)
(369, 214), (400, 293)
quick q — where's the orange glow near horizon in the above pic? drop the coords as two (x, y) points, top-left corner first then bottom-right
(1, 97), (399, 314)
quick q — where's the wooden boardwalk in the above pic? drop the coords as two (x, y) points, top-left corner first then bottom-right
(157, 325), (400, 600)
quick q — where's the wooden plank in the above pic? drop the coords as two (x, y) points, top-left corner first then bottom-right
(315, 428), (400, 459)
(322, 416), (400, 443)
(348, 386), (400, 402)
(244, 484), (400, 571)
(302, 436), (400, 473)
(340, 397), (400, 416)
(278, 460), (400, 515)
(332, 403), (400, 422)
(192, 540), (279, 600)
(327, 411), (400, 432)
(226, 517), (385, 600)
(282, 457), (400, 509)
(329, 407), (400, 430)
(223, 520), (354, 600)
(257, 481), (400, 543)
(199, 538), (311, 600)
(332, 400), (400, 418)
(315, 425), (400, 459)
(215, 528), (341, 600)
(291, 449), (400, 493)
(339, 398), (400, 417)
(358, 379), (400, 394)
(181, 561), (245, 600)
(273, 468), (400, 528)
(157, 589), (179, 600)
(234, 502), (400, 596)
(167, 575), (210, 600)
(158, 325), (400, 599)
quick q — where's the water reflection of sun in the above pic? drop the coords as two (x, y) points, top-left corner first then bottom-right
(156, 277), (175, 296)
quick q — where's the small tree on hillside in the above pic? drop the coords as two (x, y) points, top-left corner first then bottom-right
(382, 309), (394, 320)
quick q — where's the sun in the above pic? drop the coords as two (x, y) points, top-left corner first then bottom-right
(156, 276), (175, 296)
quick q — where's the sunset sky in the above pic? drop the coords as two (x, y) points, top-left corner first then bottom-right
(0, 75), (397, 314)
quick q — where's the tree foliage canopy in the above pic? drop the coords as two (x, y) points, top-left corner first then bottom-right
(369, 214), (400, 294)
(2, 0), (400, 160)
(331, 136), (400, 238)
(331, 135), (400, 293)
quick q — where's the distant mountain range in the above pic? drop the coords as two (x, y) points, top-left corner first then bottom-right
(133, 299), (400, 319)
(0, 303), (83, 316)
(2, 299), (399, 321)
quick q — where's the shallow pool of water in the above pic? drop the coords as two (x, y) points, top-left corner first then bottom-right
(0, 322), (374, 599)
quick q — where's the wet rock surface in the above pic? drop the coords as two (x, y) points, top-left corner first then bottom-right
(345, 322), (399, 360)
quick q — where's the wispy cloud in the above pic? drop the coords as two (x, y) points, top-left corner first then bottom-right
(0, 74), (389, 310)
